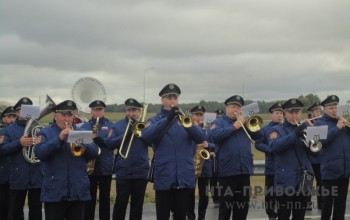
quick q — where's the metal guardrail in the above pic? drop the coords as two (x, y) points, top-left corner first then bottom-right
(253, 160), (265, 176)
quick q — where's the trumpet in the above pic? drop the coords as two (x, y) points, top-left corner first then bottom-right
(119, 104), (148, 159)
(171, 105), (192, 128)
(65, 122), (85, 156)
(336, 116), (350, 128)
(234, 113), (263, 143)
(295, 120), (322, 152)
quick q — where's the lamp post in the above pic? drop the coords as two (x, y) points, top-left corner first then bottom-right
(143, 67), (154, 103)
(243, 74), (252, 99)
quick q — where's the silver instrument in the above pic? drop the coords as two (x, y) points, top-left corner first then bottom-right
(23, 95), (56, 164)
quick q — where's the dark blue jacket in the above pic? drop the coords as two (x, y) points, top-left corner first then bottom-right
(105, 117), (149, 179)
(208, 115), (253, 177)
(0, 119), (42, 190)
(142, 107), (205, 190)
(0, 127), (10, 184)
(314, 114), (350, 180)
(34, 121), (99, 202)
(80, 117), (114, 176)
(269, 120), (313, 191)
(255, 121), (278, 175)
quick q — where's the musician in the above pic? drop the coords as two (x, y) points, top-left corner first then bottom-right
(186, 105), (214, 220)
(34, 100), (99, 220)
(269, 98), (314, 220)
(142, 83), (206, 220)
(0, 106), (17, 219)
(0, 97), (43, 220)
(255, 102), (283, 220)
(313, 95), (350, 220)
(80, 100), (114, 220)
(306, 101), (323, 210)
(105, 98), (149, 220)
(210, 109), (225, 208)
(209, 95), (253, 220)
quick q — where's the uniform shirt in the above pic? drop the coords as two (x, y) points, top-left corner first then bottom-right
(255, 121), (279, 175)
(34, 121), (99, 202)
(105, 117), (150, 179)
(209, 115), (253, 177)
(314, 113), (350, 180)
(0, 126), (11, 184)
(0, 119), (42, 190)
(142, 107), (205, 190)
(80, 117), (114, 176)
(269, 120), (313, 191)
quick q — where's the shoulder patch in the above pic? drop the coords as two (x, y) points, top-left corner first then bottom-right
(0, 136), (4, 144)
(269, 131), (278, 139)
(35, 135), (42, 144)
(210, 124), (216, 129)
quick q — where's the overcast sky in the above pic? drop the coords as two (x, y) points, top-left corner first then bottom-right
(1, 0), (349, 108)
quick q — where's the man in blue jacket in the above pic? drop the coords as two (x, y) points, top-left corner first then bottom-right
(269, 98), (314, 220)
(34, 100), (99, 220)
(81, 100), (114, 220)
(314, 95), (350, 220)
(106, 98), (149, 220)
(0, 106), (17, 219)
(255, 102), (283, 220)
(142, 84), (205, 220)
(0, 97), (43, 220)
(209, 95), (253, 220)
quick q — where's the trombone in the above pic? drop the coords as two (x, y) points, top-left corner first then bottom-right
(234, 113), (263, 143)
(119, 104), (148, 159)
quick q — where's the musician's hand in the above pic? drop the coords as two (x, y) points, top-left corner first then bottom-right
(59, 128), (70, 141)
(304, 119), (313, 127)
(294, 124), (307, 137)
(337, 118), (346, 129)
(233, 116), (245, 129)
(130, 118), (137, 126)
(167, 106), (179, 121)
(201, 141), (209, 148)
(20, 136), (33, 147)
(250, 131), (262, 141)
(93, 137), (105, 147)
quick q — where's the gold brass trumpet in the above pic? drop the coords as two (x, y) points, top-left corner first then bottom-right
(119, 104), (148, 159)
(65, 122), (85, 156)
(194, 143), (210, 178)
(336, 116), (350, 128)
(171, 105), (192, 128)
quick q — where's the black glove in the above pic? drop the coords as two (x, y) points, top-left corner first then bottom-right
(167, 106), (180, 121)
(129, 118), (137, 126)
(294, 123), (307, 137)
(93, 137), (105, 148)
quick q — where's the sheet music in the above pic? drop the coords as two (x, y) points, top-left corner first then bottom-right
(337, 104), (350, 117)
(67, 131), (93, 144)
(241, 102), (260, 118)
(306, 125), (328, 141)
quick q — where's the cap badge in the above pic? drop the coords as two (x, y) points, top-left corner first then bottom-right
(67, 101), (72, 106)
(169, 84), (175, 89)
(130, 99), (134, 104)
(236, 96), (240, 100)
(96, 101), (100, 104)
(291, 99), (296, 104)
(331, 95), (335, 100)
(23, 98), (28, 103)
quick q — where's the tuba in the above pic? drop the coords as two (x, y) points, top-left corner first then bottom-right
(86, 117), (101, 175)
(194, 143), (210, 178)
(23, 95), (56, 164)
(119, 104), (148, 159)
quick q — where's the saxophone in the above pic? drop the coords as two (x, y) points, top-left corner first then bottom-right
(87, 117), (101, 175)
(194, 143), (210, 178)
